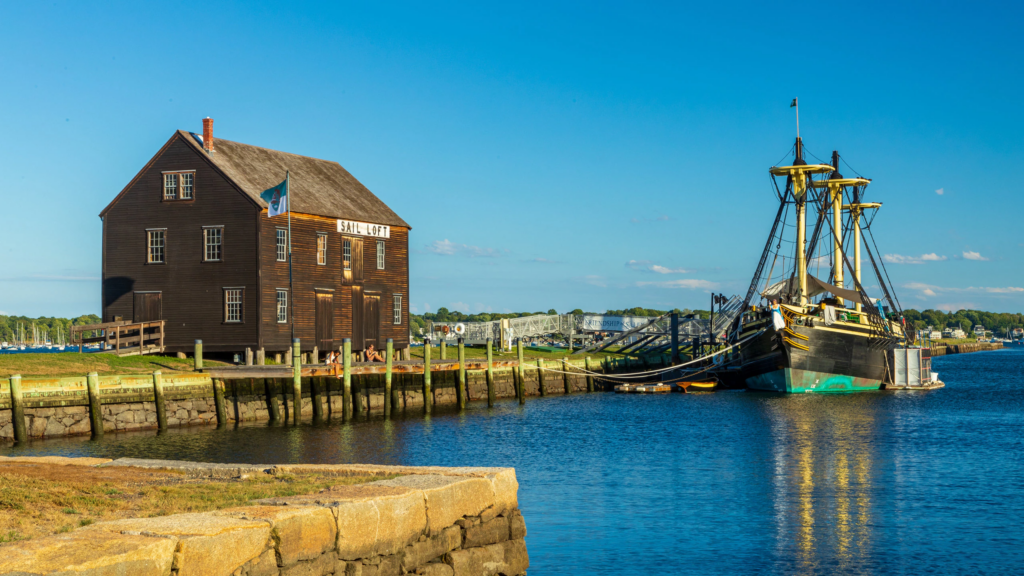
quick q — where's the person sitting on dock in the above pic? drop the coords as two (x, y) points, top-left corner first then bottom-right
(364, 344), (384, 363)
(326, 350), (339, 364)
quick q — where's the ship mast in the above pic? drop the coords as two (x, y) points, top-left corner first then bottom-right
(769, 135), (831, 306)
(810, 153), (870, 306)
(843, 200), (881, 314)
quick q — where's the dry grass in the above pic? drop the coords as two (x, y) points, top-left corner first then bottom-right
(0, 353), (227, 378)
(0, 463), (388, 544)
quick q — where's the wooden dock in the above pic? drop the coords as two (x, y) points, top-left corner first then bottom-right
(70, 321), (166, 356)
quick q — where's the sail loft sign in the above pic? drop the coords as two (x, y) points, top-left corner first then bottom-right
(336, 219), (390, 239)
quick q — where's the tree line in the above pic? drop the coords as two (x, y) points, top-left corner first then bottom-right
(902, 309), (1024, 335)
(0, 314), (102, 344)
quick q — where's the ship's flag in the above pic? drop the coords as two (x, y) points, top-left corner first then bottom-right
(790, 98), (797, 108)
(260, 178), (288, 217)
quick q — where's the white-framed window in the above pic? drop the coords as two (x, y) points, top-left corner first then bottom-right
(181, 173), (194, 199)
(393, 294), (402, 324)
(317, 233), (327, 265)
(162, 171), (195, 200)
(203, 226), (222, 262)
(224, 288), (243, 323)
(163, 174), (177, 200)
(147, 229), (166, 263)
(276, 289), (288, 323)
(343, 238), (352, 270)
(377, 240), (385, 270)
(276, 229), (288, 262)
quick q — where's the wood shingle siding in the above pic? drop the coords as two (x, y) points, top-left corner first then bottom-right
(101, 127), (410, 357)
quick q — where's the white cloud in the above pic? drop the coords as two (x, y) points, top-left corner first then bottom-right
(903, 282), (1022, 298)
(636, 279), (717, 289)
(937, 302), (975, 312)
(935, 188), (944, 195)
(962, 251), (989, 261)
(426, 239), (500, 258)
(450, 301), (470, 312)
(583, 275), (607, 288)
(626, 260), (690, 274)
(410, 304), (420, 313)
(883, 253), (947, 264)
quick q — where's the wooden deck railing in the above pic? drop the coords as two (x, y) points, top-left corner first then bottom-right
(70, 320), (165, 356)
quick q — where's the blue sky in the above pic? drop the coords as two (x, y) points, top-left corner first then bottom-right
(1, 1), (1023, 317)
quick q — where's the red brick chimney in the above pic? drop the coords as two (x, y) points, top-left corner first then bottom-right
(202, 117), (214, 153)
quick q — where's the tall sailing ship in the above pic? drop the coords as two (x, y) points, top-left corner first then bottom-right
(720, 133), (910, 393)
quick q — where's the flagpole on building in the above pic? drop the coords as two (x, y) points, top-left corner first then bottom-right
(287, 170), (294, 342)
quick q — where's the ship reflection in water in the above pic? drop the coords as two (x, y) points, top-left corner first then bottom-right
(5, 350), (1024, 574)
(768, 397), (880, 574)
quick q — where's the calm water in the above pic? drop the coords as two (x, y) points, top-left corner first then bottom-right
(5, 349), (1024, 574)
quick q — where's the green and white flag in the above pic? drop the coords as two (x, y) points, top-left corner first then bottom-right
(260, 178), (288, 217)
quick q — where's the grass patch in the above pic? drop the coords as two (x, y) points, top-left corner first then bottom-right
(0, 463), (390, 542)
(0, 352), (228, 378)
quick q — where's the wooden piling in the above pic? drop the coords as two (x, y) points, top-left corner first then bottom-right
(440, 339), (446, 360)
(457, 338), (466, 409)
(9, 375), (26, 443)
(486, 338), (495, 407)
(265, 378), (281, 422)
(342, 339), (352, 420)
(245, 347), (253, 366)
(585, 357), (595, 392)
(257, 348), (265, 365)
(194, 340), (203, 370)
(213, 378), (227, 427)
(516, 340), (525, 404)
(152, 371), (167, 430)
(312, 346), (319, 364)
(536, 359), (546, 396)
(311, 377), (323, 420)
(385, 339), (394, 417)
(562, 358), (571, 394)
(423, 340), (432, 414)
(86, 372), (103, 437)
(291, 339), (301, 424)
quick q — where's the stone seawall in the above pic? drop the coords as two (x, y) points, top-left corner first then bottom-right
(0, 458), (528, 576)
(2, 363), (600, 442)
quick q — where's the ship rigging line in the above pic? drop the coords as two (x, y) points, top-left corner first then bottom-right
(533, 329), (767, 381)
(864, 226), (904, 312)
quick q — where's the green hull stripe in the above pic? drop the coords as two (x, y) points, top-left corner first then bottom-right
(747, 368), (881, 394)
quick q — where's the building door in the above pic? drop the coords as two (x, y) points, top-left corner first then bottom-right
(315, 291), (334, 354)
(132, 292), (162, 322)
(363, 294), (380, 350)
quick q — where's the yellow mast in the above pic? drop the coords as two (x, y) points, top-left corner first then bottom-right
(811, 176), (870, 306)
(770, 148), (832, 307)
(842, 201), (881, 314)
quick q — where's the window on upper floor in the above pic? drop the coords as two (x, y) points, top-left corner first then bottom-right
(377, 240), (385, 270)
(276, 229), (288, 262)
(317, 233), (328, 265)
(162, 171), (195, 201)
(147, 229), (166, 264)
(343, 238), (352, 270)
(203, 226), (223, 262)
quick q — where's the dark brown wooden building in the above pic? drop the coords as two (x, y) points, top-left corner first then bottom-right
(100, 118), (411, 357)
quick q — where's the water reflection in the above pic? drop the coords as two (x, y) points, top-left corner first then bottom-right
(765, 396), (878, 574)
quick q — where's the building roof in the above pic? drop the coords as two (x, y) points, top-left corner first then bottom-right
(101, 130), (409, 228)
(182, 131), (410, 228)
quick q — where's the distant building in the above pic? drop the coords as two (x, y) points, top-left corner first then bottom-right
(1013, 328), (1024, 338)
(942, 327), (953, 337)
(973, 325), (986, 336)
(100, 118), (411, 358)
(927, 330), (942, 340)
(952, 329), (966, 339)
